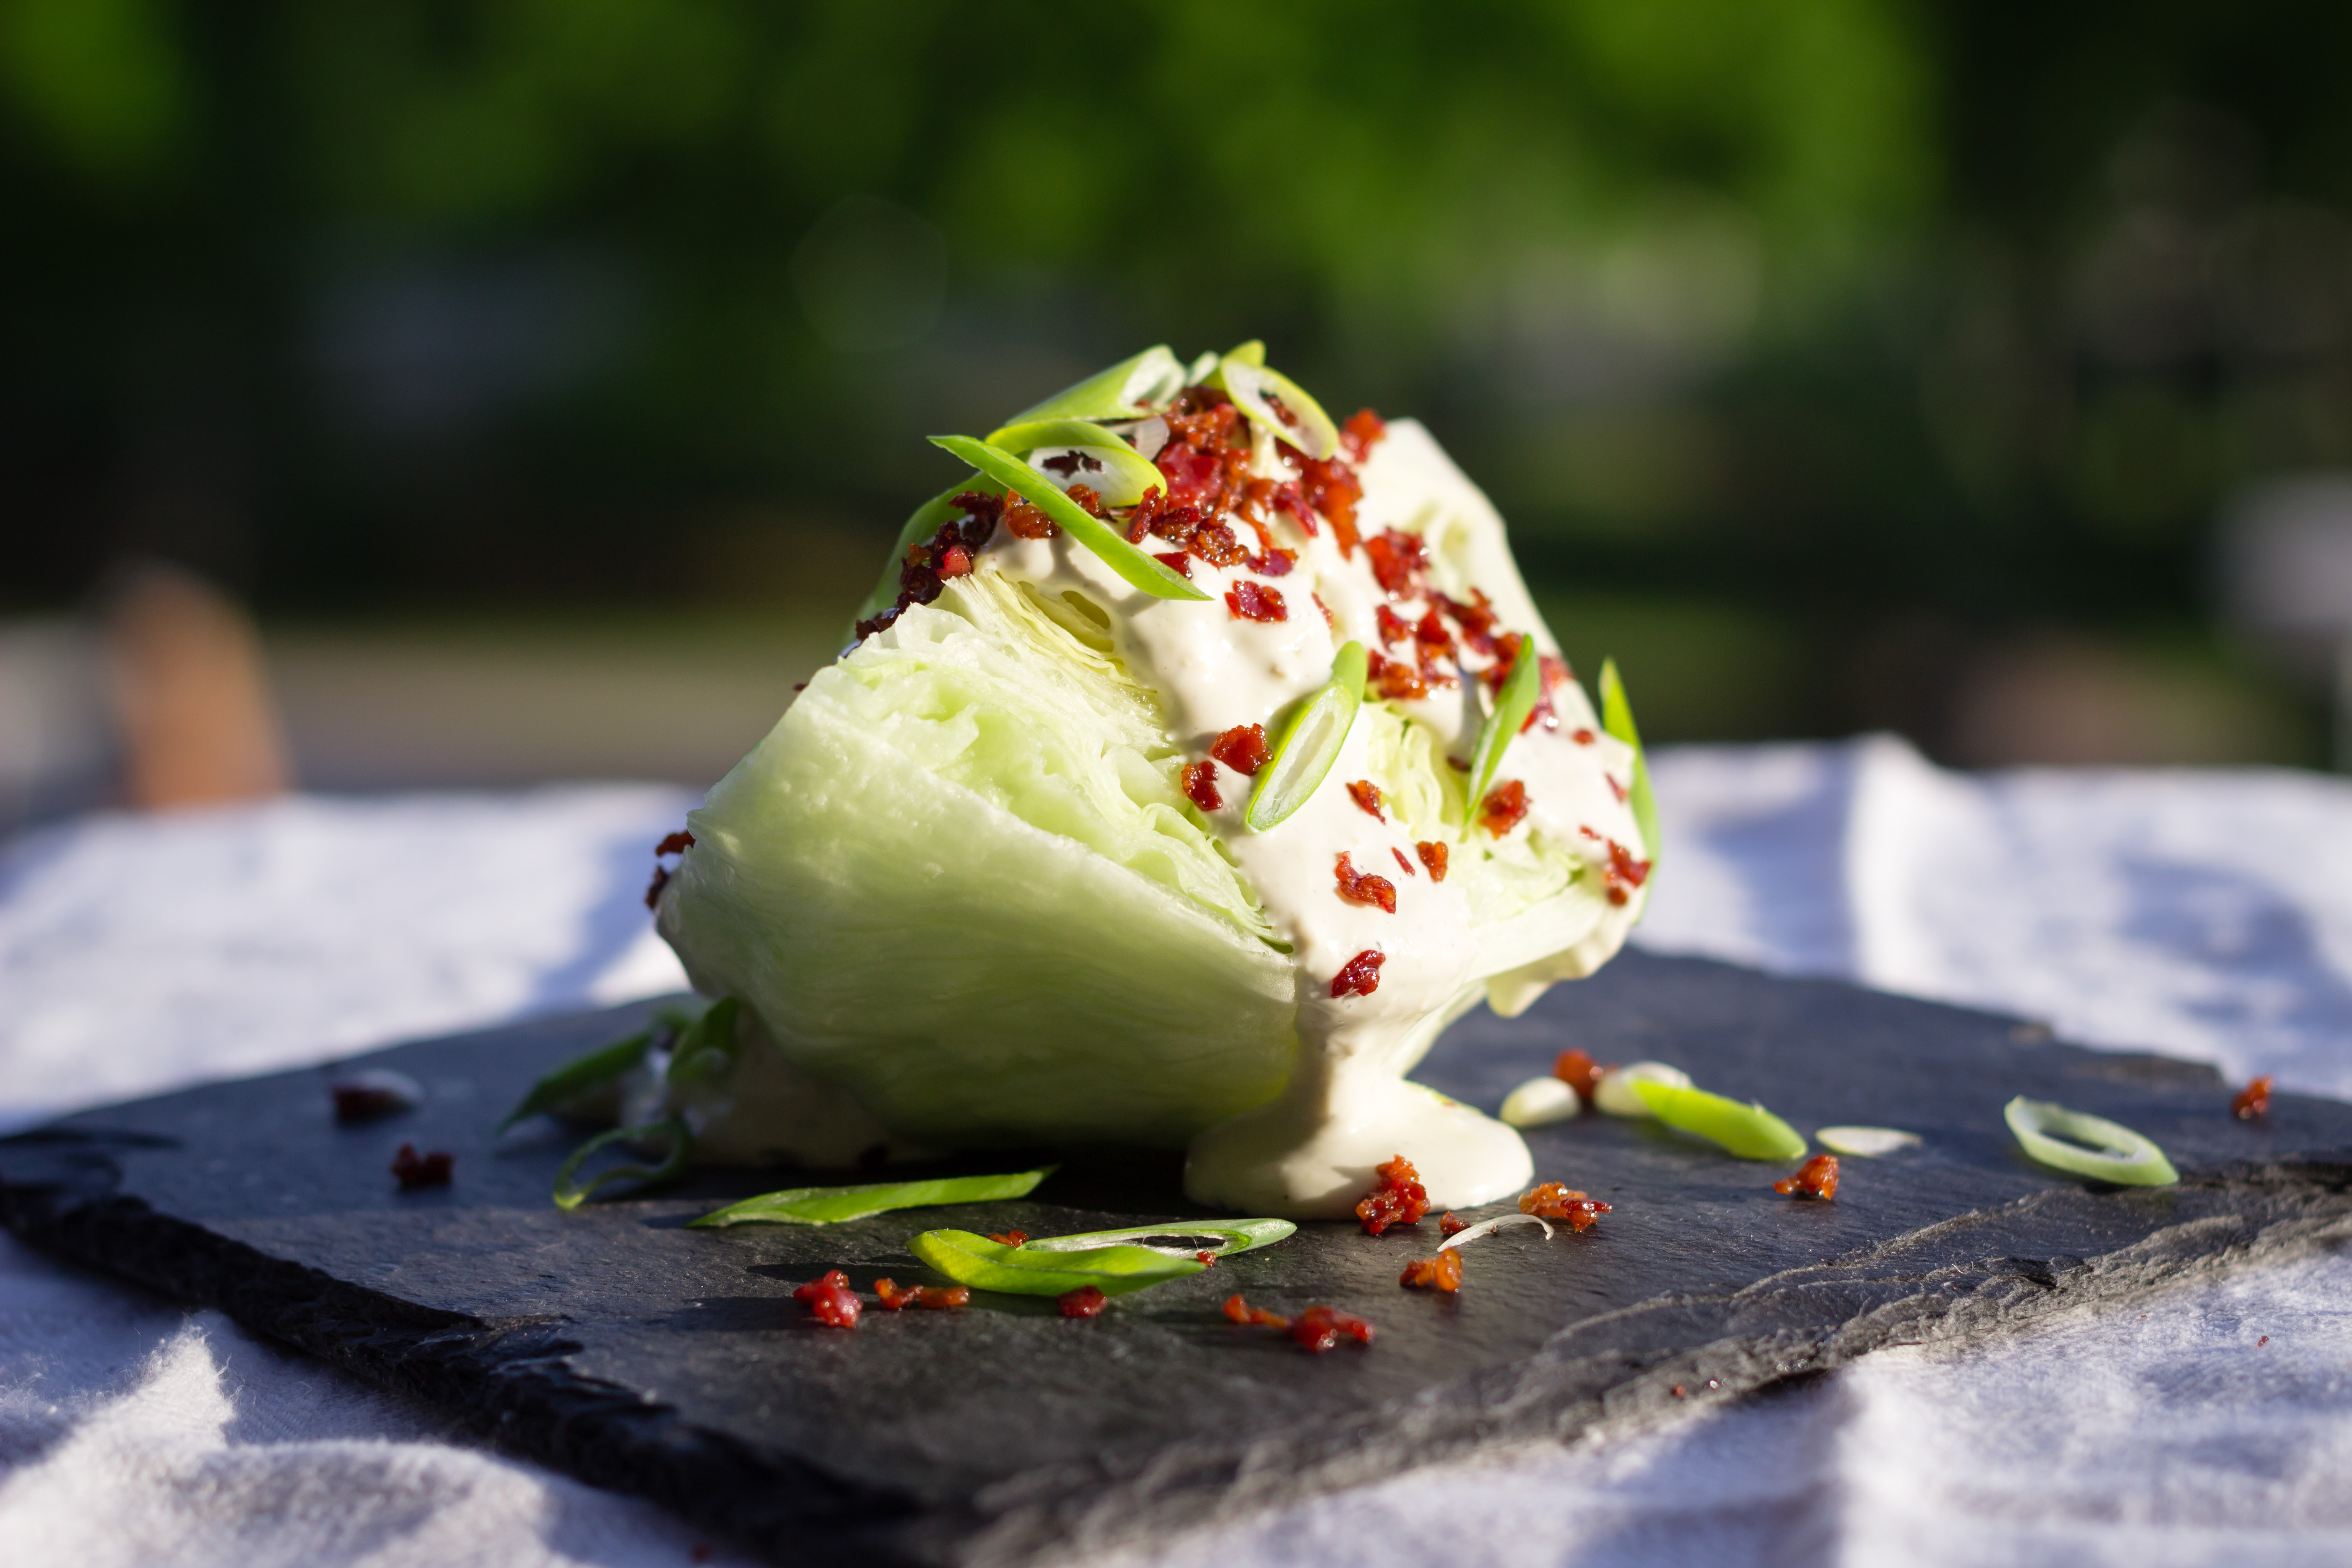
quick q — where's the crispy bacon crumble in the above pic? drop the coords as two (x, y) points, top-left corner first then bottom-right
(1347, 779), (1387, 821)
(1222, 1293), (1289, 1328)
(1355, 1154), (1430, 1235)
(1330, 948), (1386, 998)
(1210, 723), (1270, 775)
(1058, 1286), (1109, 1318)
(1438, 1211), (1468, 1238)
(2234, 1075), (2274, 1119)
(1478, 779), (1529, 836)
(1773, 1154), (1840, 1201)
(1180, 760), (1222, 812)
(1225, 581), (1288, 622)
(873, 1279), (970, 1311)
(1399, 1249), (1464, 1293)
(1519, 1182), (1610, 1231)
(1552, 1048), (1608, 1105)
(793, 1269), (861, 1328)
(1289, 1305), (1376, 1352)
(985, 1230), (1029, 1248)
(390, 1144), (452, 1189)
(1415, 841), (1448, 881)
(1333, 853), (1398, 913)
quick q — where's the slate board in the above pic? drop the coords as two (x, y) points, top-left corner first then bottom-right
(5, 951), (2352, 1567)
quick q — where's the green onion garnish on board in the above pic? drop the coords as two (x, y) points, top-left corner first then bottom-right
(929, 435), (1206, 602)
(1466, 633), (1543, 814)
(686, 1166), (1058, 1228)
(1246, 641), (1367, 831)
(981, 417), (1168, 507)
(1600, 657), (1660, 872)
(499, 999), (710, 1132)
(662, 996), (740, 1084)
(2004, 1097), (2179, 1186)
(552, 1117), (691, 1210)
(908, 1217), (1295, 1299)
(1632, 1080), (1808, 1161)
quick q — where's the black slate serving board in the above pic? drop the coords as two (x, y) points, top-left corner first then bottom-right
(5, 951), (2351, 1566)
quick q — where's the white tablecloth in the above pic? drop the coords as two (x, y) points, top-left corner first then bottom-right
(3, 739), (2349, 1566)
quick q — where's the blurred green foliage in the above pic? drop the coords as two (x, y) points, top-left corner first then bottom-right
(6, 0), (2351, 754)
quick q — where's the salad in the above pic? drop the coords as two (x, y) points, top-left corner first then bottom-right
(636, 343), (1654, 1220)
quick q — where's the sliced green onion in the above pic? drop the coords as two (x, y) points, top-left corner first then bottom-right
(1816, 1126), (1922, 1157)
(980, 417), (1167, 507)
(1632, 1080), (1808, 1161)
(1018, 1218), (1294, 1257)
(1246, 641), (1367, 831)
(499, 1025), (659, 1132)
(1499, 1075), (1581, 1127)
(552, 1117), (691, 1210)
(2004, 1097), (2179, 1186)
(1439, 1212), (1553, 1251)
(1466, 634), (1542, 813)
(1593, 1060), (1692, 1118)
(1002, 345), (1186, 424)
(687, 1164), (1057, 1228)
(665, 995), (741, 1085)
(908, 1228), (1205, 1298)
(1214, 353), (1339, 461)
(852, 475), (994, 630)
(929, 436), (1207, 602)
(1599, 658), (1661, 873)
(1223, 339), (1267, 367)
(1183, 349), (1220, 385)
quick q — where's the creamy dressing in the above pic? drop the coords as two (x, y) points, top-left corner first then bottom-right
(972, 420), (1649, 1217)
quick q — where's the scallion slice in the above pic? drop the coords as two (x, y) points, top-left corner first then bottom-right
(1599, 657), (1660, 872)
(1632, 1080), (1808, 1161)
(1018, 1218), (1294, 1257)
(664, 996), (740, 1084)
(908, 1229), (1206, 1298)
(1245, 641), (1368, 831)
(1001, 344), (1186, 424)
(499, 1023), (663, 1132)
(1816, 1126), (1922, 1157)
(1214, 353), (1339, 461)
(1466, 633), (1542, 813)
(687, 1165), (1057, 1228)
(981, 417), (1168, 507)
(2004, 1097), (2179, 1186)
(552, 1117), (690, 1210)
(929, 435), (1207, 602)
(1439, 1212), (1553, 1251)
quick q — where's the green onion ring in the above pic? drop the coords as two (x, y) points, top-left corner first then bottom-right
(1246, 641), (1367, 831)
(1632, 1080), (1808, 1161)
(687, 1165), (1057, 1228)
(2004, 1097), (2179, 1186)
(1466, 634), (1543, 816)
(930, 435), (1206, 602)
(552, 1117), (691, 1210)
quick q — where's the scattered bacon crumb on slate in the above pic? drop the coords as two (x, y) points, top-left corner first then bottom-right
(1392, 847), (1417, 877)
(1289, 1305), (1376, 1353)
(2234, 1074), (2274, 1119)
(390, 1144), (452, 1189)
(1210, 723), (1270, 775)
(1180, 760), (1222, 812)
(1478, 779), (1529, 836)
(1416, 841), (1448, 882)
(656, 830), (695, 855)
(1399, 1249), (1464, 1293)
(1347, 779), (1386, 821)
(1355, 1154), (1430, 1235)
(1225, 581), (1288, 622)
(1196, 1250), (1219, 1266)
(1223, 1294), (1289, 1327)
(331, 1075), (417, 1123)
(1333, 853), (1398, 914)
(793, 1269), (861, 1328)
(1519, 1182), (1610, 1231)
(873, 1279), (970, 1311)
(1330, 948), (1386, 998)
(1439, 1212), (1468, 1238)
(1058, 1286), (1109, 1318)
(1773, 1154), (1840, 1201)
(1552, 1049), (1608, 1105)
(985, 1230), (1029, 1248)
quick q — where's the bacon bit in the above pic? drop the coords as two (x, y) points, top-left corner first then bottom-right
(332, 1077), (416, 1122)
(1552, 1048), (1608, 1104)
(1313, 592), (1334, 629)
(1607, 775), (1627, 803)
(1248, 547), (1297, 578)
(985, 1230), (1029, 1247)
(1330, 948), (1386, 998)
(1439, 1212), (1468, 1238)
(936, 544), (973, 578)
(1478, 779), (1529, 836)
(1519, 1182), (1610, 1232)
(1355, 1154), (1429, 1235)
(2259, 1334), (2270, 1346)
(1416, 841), (1449, 882)
(1210, 723), (1270, 776)
(1226, 582), (1288, 622)
(793, 1269), (861, 1328)
(1432, 589), (1499, 657)
(1341, 408), (1388, 462)
(643, 865), (671, 909)
(390, 1144), (452, 1189)
(1347, 779), (1386, 821)
(1191, 519), (1249, 568)
(1573, 728), (1596, 745)
(1375, 604), (1411, 648)
(1367, 650), (1429, 701)
(1295, 454), (1363, 556)
(1399, 1249), (1464, 1293)
(1671, 1384), (1687, 1398)
(858, 492), (1009, 640)
(2233, 1075), (2274, 1118)
(1058, 1286), (1108, 1318)
(1153, 550), (1193, 579)
(1413, 608), (1456, 658)
(1291, 1305), (1377, 1353)
(873, 1279), (970, 1311)
(1773, 1154), (1840, 1201)
(1003, 493), (1058, 539)
(1223, 1293), (1289, 1327)
(1063, 483), (1109, 518)
(1363, 529), (1429, 598)
(1526, 653), (1572, 731)
(1196, 1250), (1219, 1266)
(1039, 450), (1103, 478)
(1181, 760), (1223, 812)
(1334, 853), (1398, 914)
(1392, 846), (1417, 877)
(656, 830), (696, 855)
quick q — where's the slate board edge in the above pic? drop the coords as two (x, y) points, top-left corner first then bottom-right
(6, 1131), (2349, 1568)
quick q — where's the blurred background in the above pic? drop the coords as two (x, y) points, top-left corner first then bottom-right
(11, 0), (2352, 828)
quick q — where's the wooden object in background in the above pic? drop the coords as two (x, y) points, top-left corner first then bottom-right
(102, 563), (292, 808)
